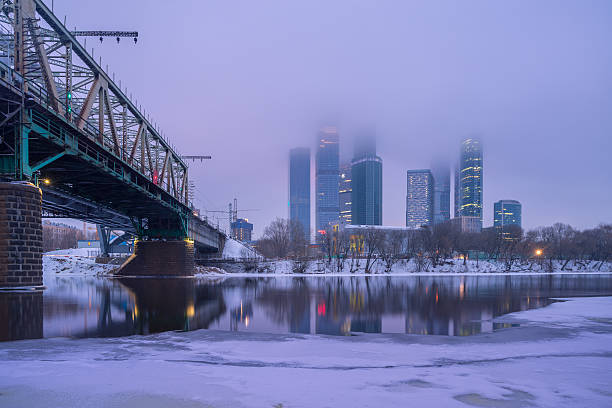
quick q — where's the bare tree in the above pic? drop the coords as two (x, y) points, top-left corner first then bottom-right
(288, 219), (308, 259)
(379, 230), (407, 272)
(260, 218), (307, 258)
(361, 227), (384, 273)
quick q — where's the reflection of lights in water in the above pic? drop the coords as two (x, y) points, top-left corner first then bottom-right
(134, 304), (138, 318)
(435, 291), (439, 304)
(186, 303), (195, 318)
(341, 317), (351, 335)
(244, 316), (249, 327)
(317, 302), (326, 316)
(459, 282), (465, 300)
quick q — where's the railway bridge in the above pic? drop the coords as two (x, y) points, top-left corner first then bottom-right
(0, 0), (225, 287)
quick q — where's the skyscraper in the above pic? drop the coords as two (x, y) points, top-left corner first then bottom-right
(339, 163), (352, 225)
(455, 138), (483, 229)
(406, 170), (434, 229)
(289, 147), (310, 240)
(494, 200), (522, 229)
(351, 134), (382, 226)
(431, 159), (451, 225)
(315, 127), (340, 234)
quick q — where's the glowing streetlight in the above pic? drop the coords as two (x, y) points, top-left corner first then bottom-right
(535, 249), (543, 256)
(43, 179), (50, 185)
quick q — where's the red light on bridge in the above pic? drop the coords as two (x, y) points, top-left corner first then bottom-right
(153, 170), (159, 185)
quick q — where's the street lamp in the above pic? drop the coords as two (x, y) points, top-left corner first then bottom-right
(535, 249), (543, 257)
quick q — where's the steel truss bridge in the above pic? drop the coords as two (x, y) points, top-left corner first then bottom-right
(0, 0), (223, 253)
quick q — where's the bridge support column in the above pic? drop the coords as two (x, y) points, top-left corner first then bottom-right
(115, 239), (194, 276)
(0, 182), (43, 288)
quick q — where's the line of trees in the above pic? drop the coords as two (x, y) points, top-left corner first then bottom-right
(42, 222), (95, 252)
(256, 218), (612, 273)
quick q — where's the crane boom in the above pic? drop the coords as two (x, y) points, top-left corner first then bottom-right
(71, 31), (139, 43)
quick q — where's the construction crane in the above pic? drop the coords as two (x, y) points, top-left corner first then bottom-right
(71, 31), (138, 44)
(181, 155), (212, 162)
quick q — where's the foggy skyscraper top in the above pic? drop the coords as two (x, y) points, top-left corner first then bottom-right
(353, 131), (377, 160)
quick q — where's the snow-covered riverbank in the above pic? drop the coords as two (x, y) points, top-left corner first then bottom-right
(196, 258), (612, 277)
(43, 249), (117, 276)
(1, 296), (611, 407)
(41, 248), (611, 278)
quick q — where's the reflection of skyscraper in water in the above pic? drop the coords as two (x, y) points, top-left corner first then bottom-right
(230, 301), (253, 331)
(350, 318), (381, 333)
(289, 297), (311, 334)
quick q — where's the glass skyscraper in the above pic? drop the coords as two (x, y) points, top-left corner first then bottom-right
(289, 147), (310, 240)
(351, 135), (382, 226)
(339, 163), (352, 225)
(431, 159), (450, 225)
(455, 138), (483, 228)
(494, 200), (522, 229)
(315, 127), (340, 234)
(406, 170), (434, 229)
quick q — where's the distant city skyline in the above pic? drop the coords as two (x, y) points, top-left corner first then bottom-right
(51, 1), (612, 237)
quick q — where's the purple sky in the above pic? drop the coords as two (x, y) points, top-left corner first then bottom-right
(52, 0), (612, 237)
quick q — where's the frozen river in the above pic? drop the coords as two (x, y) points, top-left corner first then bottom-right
(2, 273), (612, 341)
(2, 273), (612, 406)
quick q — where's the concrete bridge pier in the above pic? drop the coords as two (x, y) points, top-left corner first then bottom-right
(115, 239), (195, 276)
(0, 182), (43, 288)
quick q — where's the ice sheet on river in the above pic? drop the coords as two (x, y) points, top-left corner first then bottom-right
(1, 296), (611, 407)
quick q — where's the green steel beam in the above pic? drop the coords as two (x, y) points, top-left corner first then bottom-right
(30, 151), (66, 172)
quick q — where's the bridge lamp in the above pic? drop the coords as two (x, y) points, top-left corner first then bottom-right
(43, 179), (50, 185)
(535, 249), (543, 257)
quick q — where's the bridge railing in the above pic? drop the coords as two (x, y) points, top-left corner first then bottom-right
(0, 0), (191, 207)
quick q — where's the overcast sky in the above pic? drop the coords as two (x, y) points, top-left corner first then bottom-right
(51, 0), (612, 237)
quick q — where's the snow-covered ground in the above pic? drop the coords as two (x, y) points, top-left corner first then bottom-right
(43, 249), (117, 276)
(1, 296), (611, 407)
(221, 237), (260, 259)
(198, 258), (612, 277)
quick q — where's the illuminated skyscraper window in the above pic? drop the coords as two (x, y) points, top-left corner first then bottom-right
(315, 127), (340, 235)
(455, 138), (483, 227)
(406, 170), (434, 229)
(339, 163), (352, 225)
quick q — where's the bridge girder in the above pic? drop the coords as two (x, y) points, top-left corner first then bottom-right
(0, 0), (189, 205)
